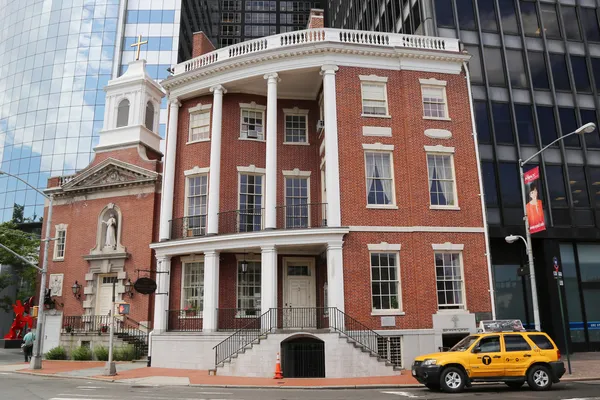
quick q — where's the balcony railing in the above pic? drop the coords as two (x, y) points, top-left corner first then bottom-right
(218, 207), (265, 235)
(170, 215), (207, 240)
(167, 309), (203, 332)
(276, 202), (327, 229)
(173, 28), (461, 75)
(62, 315), (112, 333)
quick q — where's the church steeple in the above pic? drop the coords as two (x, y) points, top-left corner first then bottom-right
(95, 57), (165, 155)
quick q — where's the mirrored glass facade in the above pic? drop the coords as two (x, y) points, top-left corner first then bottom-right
(330, 0), (600, 352)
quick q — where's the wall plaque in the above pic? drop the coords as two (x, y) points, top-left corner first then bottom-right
(381, 316), (396, 327)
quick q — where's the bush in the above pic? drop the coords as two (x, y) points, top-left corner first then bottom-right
(114, 345), (136, 361)
(94, 345), (109, 361)
(45, 346), (67, 360)
(71, 345), (92, 361)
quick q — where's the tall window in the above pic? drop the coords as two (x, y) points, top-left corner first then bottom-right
(506, 50), (528, 88)
(492, 102), (515, 144)
(550, 54), (571, 91)
(239, 174), (263, 232)
(365, 152), (395, 206)
(427, 153), (456, 207)
(361, 82), (388, 116)
(435, 252), (465, 310)
(497, 0), (519, 34)
(571, 56), (591, 93)
(456, 0), (477, 30)
(189, 111), (211, 142)
(421, 86), (448, 119)
(477, 0), (498, 31)
(240, 109), (264, 140)
(540, 3), (560, 39)
(145, 102), (154, 131)
(474, 101), (492, 143)
(182, 262), (204, 312)
(465, 45), (483, 83)
(54, 228), (66, 260)
(237, 261), (261, 314)
(371, 252), (400, 311)
(285, 177), (309, 228)
(514, 104), (536, 146)
(562, 7), (581, 41)
(284, 114), (308, 143)
(186, 175), (208, 236)
(116, 99), (130, 127)
(529, 51), (550, 89)
(581, 8), (600, 42)
(520, 1), (540, 36)
(435, 0), (455, 28)
(484, 47), (506, 86)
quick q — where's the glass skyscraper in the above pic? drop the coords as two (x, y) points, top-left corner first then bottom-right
(329, 0), (600, 352)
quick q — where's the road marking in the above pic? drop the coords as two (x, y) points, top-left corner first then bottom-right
(196, 393), (233, 395)
(381, 391), (422, 398)
(76, 386), (105, 389)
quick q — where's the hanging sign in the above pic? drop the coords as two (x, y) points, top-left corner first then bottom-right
(524, 166), (546, 234)
(133, 277), (157, 294)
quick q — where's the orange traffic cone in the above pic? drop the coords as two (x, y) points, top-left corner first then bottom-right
(274, 352), (283, 379)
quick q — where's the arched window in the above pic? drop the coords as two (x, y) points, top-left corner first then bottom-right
(116, 99), (130, 127)
(145, 101), (155, 131)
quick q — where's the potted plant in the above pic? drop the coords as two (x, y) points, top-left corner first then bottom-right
(184, 305), (197, 317)
(99, 324), (109, 333)
(64, 325), (73, 334)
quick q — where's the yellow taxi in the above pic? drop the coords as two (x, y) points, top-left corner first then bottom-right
(412, 321), (565, 393)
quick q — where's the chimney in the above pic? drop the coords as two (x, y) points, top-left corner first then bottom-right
(307, 8), (325, 29)
(192, 31), (216, 58)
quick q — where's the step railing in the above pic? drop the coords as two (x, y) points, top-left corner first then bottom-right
(213, 307), (394, 368)
(116, 316), (150, 359)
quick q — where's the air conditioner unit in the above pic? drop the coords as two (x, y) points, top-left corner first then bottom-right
(247, 130), (258, 139)
(316, 120), (325, 131)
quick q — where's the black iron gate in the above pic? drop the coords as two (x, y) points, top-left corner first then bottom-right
(281, 337), (325, 378)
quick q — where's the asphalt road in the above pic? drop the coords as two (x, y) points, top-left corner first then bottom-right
(1, 372), (600, 400)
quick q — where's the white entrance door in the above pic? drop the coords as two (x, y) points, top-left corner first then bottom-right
(42, 314), (62, 354)
(284, 258), (316, 328)
(96, 275), (117, 316)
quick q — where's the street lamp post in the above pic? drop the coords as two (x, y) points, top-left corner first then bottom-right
(506, 122), (596, 332)
(0, 170), (53, 370)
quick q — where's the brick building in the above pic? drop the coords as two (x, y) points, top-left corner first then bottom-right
(40, 11), (493, 377)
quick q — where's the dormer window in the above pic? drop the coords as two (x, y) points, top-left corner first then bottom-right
(117, 99), (130, 127)
(145, 101), (155, 131)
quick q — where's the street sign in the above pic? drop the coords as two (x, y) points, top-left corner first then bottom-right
(133, 277), (157, 294)
(553, 271), (563, 277)
(117, 303), (130, 315)
(553, 256), (560, 272)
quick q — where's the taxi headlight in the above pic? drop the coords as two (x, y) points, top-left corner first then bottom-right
(423, 359), (438, 366)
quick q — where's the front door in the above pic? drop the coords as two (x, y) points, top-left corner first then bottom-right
(468, 335), (505, 378)
(96, 275), (117, 316)
(42, 314), (62, 354)
(283, 259), (316, 328)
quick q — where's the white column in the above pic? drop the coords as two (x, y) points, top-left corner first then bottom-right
(321, 65), (342, 227)
(207, 85), (226, 235)
(260, 245), (277, 322)
(203, 250), (220, 331)
(264, 73), (279, 229)
(326, 241), (345, 313)
(159, 99), (180, 240)
(152, 255), (171, 333)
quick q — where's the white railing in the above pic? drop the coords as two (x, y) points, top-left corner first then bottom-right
(174, 28), (461, 75)
(58, 174), (76, 186)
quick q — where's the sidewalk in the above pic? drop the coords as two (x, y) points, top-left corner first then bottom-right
(6, 353), (600, 388)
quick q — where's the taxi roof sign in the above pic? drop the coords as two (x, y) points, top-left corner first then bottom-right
(478, 319), (525, 333)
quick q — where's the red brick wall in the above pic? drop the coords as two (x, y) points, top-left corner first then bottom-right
(192, 32), (216, 58)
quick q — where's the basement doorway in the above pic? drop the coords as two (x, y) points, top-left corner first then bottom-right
(281, 335), (325, 378)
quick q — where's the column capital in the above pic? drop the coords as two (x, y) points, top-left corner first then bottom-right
(168, 98), (181, 108)
(204, 250), (219, 257)
(261, 245), (277, 253)
(155, 254), (172, 262)
(263, 73), (281, 83)
(320, 64), (339, 76)
(327, 240), (344, 250)
(210, 84), (227, 94)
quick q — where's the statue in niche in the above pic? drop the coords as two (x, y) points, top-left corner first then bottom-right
(102, 212), (118, 250)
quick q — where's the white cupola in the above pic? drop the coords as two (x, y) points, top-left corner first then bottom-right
(95, 59), (166, 154)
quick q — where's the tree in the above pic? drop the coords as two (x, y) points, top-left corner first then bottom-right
(0, 221), (40, 311)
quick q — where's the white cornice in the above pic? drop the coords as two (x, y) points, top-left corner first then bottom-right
(184, 166), (210, 176)
(282, 107), (310, 115)
(432, 243), (464, 251)
(363, 143), (395, 151)
(367, 242), (401, 251)
(359, 74), (388, 83)
(424, 145), (455, 153)
(188, 103), (212, 113)
(239, 102), (266, 111)
(282, 168), (311, 177)
(419, 78), (447, 87)
(237, 165), (266, 174)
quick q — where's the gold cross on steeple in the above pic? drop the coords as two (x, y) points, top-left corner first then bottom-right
(131, 34), (148, 61)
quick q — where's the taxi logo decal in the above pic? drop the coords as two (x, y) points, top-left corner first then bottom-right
(482, 355), (492, 365)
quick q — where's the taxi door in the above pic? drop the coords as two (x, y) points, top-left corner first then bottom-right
(503, 333), (535, 377)
(468, 335), (505, 378)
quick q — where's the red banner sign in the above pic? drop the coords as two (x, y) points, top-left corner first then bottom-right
(524, 167), (546, 234)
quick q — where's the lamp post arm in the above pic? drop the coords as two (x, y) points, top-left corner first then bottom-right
(0, 171), (51, 200)
(522, 130), (580, 166)
(0, 242), (42, 272)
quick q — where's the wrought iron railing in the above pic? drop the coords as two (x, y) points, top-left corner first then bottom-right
(218, 208), (264, 234)
(62, 315), (112, 333)
(217, 308), (262, 331)
(116, 316), (150, 359)
(276, 202), (327, 229)
(167, 309), (203, 331)
(280, 307), (329, 329)
(170, 215), (207, 239)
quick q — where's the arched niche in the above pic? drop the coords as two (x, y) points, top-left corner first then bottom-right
(91, 203), (125, 254)
(116, 99), (130, 128)
(145, 101), (155, 131)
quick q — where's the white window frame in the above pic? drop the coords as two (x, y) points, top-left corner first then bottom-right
(283, 108), (310, 145)
(235, 254), (262, 317)
(363, 144), (397, 209)
(180, 255), (205, 317)
(419, 78), (450, 121)
(425, 146), (459, 210)
(360, 75), (390, 118)
(184, 170), (209, 237)
(53, 224), (67, 261)
(283, 169), (311, 228)
(188, 103), (212, 143)
(239, 102), (266, 141)
(368, 245), (403, 315)
(433, 249), (466, 311)
(237, 167), (266, 232)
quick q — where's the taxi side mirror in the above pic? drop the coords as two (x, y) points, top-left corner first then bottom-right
(472, 347), (481, 354)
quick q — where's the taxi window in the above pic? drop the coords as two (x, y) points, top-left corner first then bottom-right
(474, 336), (500, 353)
(528, 334), (555, 350)
(504, 334), (531, 351)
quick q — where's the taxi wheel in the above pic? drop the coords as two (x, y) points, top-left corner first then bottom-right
(527, 365), (553, 391)
(440, 367), (466, 393)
